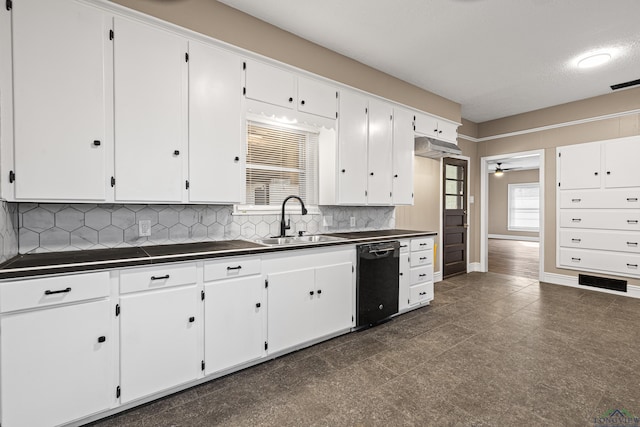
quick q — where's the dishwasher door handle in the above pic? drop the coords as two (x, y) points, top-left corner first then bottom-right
(370, 248), (395, 257)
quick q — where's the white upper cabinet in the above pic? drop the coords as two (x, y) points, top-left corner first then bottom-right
(337, 91), (369, 205)
(603, 137), (640, 188)
(297, 77), (338, 119)
(11, 0), (109, 201)
(414, 112), (458, 143)
(557, 142), (601, 190)
(113, 17), (187, 203)
(392, 108), (415, 205)
(188, 42), (244, 204)
(244, 60), (295, 109)
(367, 99), (393, 205)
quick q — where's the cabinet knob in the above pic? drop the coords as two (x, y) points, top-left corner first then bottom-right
(317, 289), (322, 294)
(288, 97), (293, 103)
(607, 171), (611, 175)
(188, 316), (195, 323)
(309, 291), (314, 296)
(433, 129), (438, 132)
(256, 302), (261, 308)
(394, 174), (398, 178)
(301, 100), (306, 105)
(234, 156), (240, 162)
(594, 172), (598, 176)
(93, 140), (101, 146)
(97, 336), (106, 343)
(174, 150), (180, 156)
(370, 172), (374, 176)
(341, 169), (346, 173)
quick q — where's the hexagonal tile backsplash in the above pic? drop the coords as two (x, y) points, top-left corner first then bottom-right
(0, 202), (19, 262)
(16, 203), (395, 254)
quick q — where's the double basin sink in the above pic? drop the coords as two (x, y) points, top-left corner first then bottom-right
(255, 234), (346, 247)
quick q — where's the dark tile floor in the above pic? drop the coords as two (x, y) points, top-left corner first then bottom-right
(88, 272), (640, 426)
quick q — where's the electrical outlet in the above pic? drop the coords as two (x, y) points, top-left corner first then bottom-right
(138, 220), (151, 237)
(350, 217), (356, 227)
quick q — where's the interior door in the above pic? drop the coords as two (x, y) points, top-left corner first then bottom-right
(443, 157), (468, 278)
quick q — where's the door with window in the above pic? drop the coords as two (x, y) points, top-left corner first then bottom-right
(443, 158), (468, 277)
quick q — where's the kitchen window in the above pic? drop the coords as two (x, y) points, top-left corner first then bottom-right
(241, 118), (319, 212)
(508, 182), (539, 231)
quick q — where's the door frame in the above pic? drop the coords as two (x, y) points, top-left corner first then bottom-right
(439, 154), (471, 279)
(480, 149), (545, 279)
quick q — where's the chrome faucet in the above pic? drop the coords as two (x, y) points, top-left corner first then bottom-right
(279, 195), (308, 237)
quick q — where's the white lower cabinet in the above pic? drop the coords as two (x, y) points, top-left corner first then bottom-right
(399, 237), (435, 312)
(119, 264), (201, 403)
(0, 273), (113, 427)
(203, 257), (265, 375)
(264, 248), (355, 354)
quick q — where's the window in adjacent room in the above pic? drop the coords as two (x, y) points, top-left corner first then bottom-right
(508, 182), (539, 231)
(243, 119), (319, 210)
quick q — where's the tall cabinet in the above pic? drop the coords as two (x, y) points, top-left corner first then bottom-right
(557, 136), (640, 278)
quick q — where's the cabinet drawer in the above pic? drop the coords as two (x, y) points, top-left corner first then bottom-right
(410, 237), (434, 252)
(120, 264), (197, 294)
(559, 210), (640, 231)
(559, 248), (640, 277)
(0, 271), (110, 313)
(410, 250), (433, 267)
(410, 265), (433, 284)
(204, 257), (261, 282)
(560, 189), (640, 209)
(409, 282), (433, 306)
(559, 229), (640, 254)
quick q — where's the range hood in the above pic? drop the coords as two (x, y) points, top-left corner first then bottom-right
(414, 136), (462, 158)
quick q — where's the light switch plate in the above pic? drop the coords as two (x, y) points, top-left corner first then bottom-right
(350, 217), (356, 227)
(138, 220), (151, 237)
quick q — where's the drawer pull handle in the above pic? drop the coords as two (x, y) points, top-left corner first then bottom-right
(419, 291), (427, 296)
(256, 302), (261, 308)
(419, 257), (427, 260)
(419, 274), (427, 277)
(571, 238), (581, 243)
(627, 264), (638, 269)
(571, 257), (581, 262)
(97, 336), (106, 343)
(400, 244), (408, 248)
(150, 275), (170, 281)
(627, 220), (639, 224)
(571, 218), (581, 223)
(227, 265), (242, 271)
(627, 198), (638, 202)
(188, 316), (195, 323)
(419, 243), (427, 246)
(571, 198), (581, 202)
(44, 287), (71, 295)
(627, 242), (638, 247)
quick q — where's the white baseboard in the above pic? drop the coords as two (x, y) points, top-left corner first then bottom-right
(541, 272), (640, 299)
(488, 234), (539, 242)
(434, 271), (442, 282)
(467, 262), (483, 273)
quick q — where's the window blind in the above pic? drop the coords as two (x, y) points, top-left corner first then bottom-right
(245, 120), (318, 207)
(508, 183), (539, 231)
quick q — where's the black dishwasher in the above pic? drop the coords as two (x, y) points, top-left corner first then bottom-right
(356, 241), (400, 327)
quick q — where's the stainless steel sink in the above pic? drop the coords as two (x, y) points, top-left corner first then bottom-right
(255, 235), (346, 247)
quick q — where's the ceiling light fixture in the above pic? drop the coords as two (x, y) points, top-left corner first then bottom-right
(494, 170), (504, 177)
(577, 52), (611, 69)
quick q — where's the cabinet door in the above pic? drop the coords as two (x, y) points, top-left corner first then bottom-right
(188, 41), (244, 203)
(114, 17), (187, 202)
(314, 262), (353, 338)
(437, 121), (458, 143)
(120, 285), (200, 403)
(267, 268), (315, 354)
(298, 77), (338, 119)
(245, 60), (295, 109)
(414, 112), (438, 137)
(1, 300), (112, 427)
(204, 276), (264, 374)
(337, 91), (368, 204)
(367, 99), (393, 205)
(12, 0), (108, 201)
(604, 137), (640, 188)
(392, 108), (415, 205)
(557, 143), (601, 190)
(398, 252), (410, 311)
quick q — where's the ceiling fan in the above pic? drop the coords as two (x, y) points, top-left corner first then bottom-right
(493, 162), (517, 176)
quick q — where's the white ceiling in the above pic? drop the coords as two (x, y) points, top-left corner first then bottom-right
(218, 0), (640, 123)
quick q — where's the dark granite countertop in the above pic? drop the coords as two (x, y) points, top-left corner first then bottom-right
(0, 229), (436, 280)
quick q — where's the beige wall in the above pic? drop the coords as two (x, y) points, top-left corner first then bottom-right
(111, 0), (460, 122)
(476, 87), (640, 285)
(488, 169), (539, 238)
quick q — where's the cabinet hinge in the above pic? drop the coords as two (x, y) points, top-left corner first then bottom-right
(558, 152), (561, 157)
(352, 265), (354, 273)
(201, 290), (205, 301)
(116, 386), (121, 399)
(413, 125), (416, 131)
(6, 0), (12, 11)
(264, 341), (268, 351)
(412, 192), (414, 198)
(365, 190), (368, 196)
(109, 29), (114, 40)
(365, 108), (368, 114)
(111, 176), (116, 187)
(390, 115), (393, 121)
(115, 304), (120, 317)
(185, 52), (189, 62)
(336, 111), (338, 119)
(243, 87), (246, 95)
(8, 170), (15, 183)
(558, 182), (561, 187)
(242, 61), (246, 70)
(201, 360), (205, 371)
(185, 180), (190, 190)
(390, 192), (392, 197)
(265, 279), (268, 288)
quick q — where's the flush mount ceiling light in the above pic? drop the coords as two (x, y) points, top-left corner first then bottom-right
(577, 52), (612, 69)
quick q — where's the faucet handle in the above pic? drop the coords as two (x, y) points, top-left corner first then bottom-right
(298, 230), (306, 237)
(285, 218), (291, 230)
